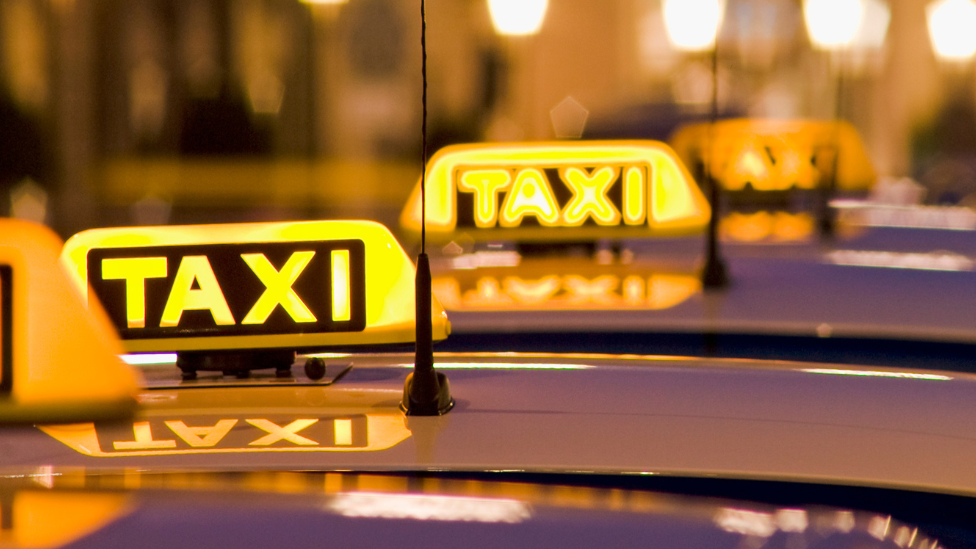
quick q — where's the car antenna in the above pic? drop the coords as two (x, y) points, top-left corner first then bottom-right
(401, 0), (454, 416)
(701, 35), (728, 289)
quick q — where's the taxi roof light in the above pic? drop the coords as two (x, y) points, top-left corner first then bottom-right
(0, 220), (140, 424)
(60, 220), (450, 357)
(668, 119), (876, 192)
(399, 140), (711, 242)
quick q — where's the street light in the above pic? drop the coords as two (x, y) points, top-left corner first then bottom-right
(488, 0), (548, 36)
(853, 0), (890, 51)
(662, 0), (725, 52)
(804, 0), (865, 50)
(803, 0), (868, 239)
(927, 0), (976, 62)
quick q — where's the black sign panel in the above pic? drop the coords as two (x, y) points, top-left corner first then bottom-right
(88, 240), (366, 340)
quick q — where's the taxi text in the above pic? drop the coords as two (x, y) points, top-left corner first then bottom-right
(88, 241), (366, 339)
(457, 166), (648, 229)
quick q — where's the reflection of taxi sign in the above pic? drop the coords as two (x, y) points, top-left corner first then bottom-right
(433, 267), (701, 312)
(42, 412), (411, 456)
(0, 220), (139, 424)
(61, 221), (450, 353)
(669, 119), (876, 192)
(0, 491), (132, 547)
(400, 141), (711, 241)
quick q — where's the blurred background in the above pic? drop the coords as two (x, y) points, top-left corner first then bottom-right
(0, 0), (973, 237)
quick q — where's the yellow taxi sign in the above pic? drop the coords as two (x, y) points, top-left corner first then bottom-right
(669, 119), (876, 192)
(0, 220), (139, 424)
(60, 220), (450, 353)
(399, 141), (711, 241)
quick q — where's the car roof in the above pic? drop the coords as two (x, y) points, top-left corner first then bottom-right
(7, 352), (976, 499)
(432, 225), (976, 363)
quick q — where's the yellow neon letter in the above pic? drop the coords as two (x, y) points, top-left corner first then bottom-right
(160, 256), (235, 327)
(499, 168), (560, 227)
(331, 250), (351, 322)
(560, 167), (621, 226)
(101, 257), (168, 328)
(623, 167), (646, 225)
(458, 169), (512, 228)
(113, 422), (177, 450)
(165, 419), (238, 448)
(241, 252), (317, 324)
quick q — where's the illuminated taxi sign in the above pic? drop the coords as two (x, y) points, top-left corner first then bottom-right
(41, 413), (411, 456)
(61, 221), (449, 353)
(0, 220), (139, 424)
(400, 141), (711, 241)
(669, 119), (875, 192)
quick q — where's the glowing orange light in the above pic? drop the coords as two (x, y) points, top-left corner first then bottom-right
(669, 119), (875, 192)
(721, 212), (814, 243)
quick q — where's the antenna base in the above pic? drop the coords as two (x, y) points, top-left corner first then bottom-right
(702, 254), (728, 289)
(401, 252), (454, 416)
(401, 371), (454, 416)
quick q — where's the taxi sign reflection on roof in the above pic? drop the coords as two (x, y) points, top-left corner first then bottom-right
(399, 141), (711, 241)
(60, 220), (449, 353)
(42, 412), (412, 456)
(432, 263), (701, 312)
(668, 119), (876, 192)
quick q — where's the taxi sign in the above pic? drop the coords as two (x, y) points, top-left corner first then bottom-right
(669, 119), (876, 192)
(61, 221), (450, 353)
(0, 220), (139, 424)
(399, 141), (711, 241)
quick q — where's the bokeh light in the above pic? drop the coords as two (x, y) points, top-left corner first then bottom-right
(662, 0), (725, 51)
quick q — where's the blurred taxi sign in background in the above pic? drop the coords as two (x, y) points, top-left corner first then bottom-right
(61, 220), (450, 354)
(400, 141), (711, 242)
(0, 220), (139, 424)
(669, 119), (876, 192)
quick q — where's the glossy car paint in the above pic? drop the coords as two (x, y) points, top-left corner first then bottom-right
(2, 353), (974, 500)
